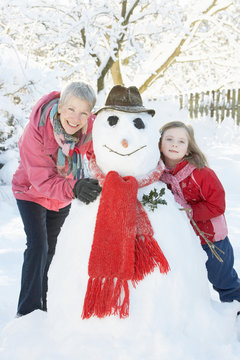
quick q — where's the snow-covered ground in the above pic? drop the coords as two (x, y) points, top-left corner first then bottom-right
(0, 100), (240, 359)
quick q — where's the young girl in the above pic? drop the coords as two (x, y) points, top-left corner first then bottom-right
(159, 120), (240, 304)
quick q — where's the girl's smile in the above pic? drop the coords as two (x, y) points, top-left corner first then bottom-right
(160, 127), (189, 168)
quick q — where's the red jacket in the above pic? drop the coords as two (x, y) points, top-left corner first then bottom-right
(165, 160), (228, 244)
(12, 91), (94, 211)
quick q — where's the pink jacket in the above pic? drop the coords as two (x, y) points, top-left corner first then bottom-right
(12, 91), (94, 211)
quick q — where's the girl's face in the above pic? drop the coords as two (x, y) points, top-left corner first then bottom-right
(160, 127), (189, 168)
(58, 96), (91, 135)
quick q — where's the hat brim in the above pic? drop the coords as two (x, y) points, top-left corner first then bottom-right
(94, 105), (155, 116)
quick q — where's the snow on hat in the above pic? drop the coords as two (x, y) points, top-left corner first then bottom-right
(94, 85), (155, 116)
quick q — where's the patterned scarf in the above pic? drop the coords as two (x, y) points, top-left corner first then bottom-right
(50, 103), (85, 179)
(82, 156), (170, 319)
(160, 162), (196, 211)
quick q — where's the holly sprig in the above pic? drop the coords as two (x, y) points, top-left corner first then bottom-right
(141, 188), (167, 211)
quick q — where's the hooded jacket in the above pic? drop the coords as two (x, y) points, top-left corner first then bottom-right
(162, 160), (228, 244)
(12, 91), (94, 211)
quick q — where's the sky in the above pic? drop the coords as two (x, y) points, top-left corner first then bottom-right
(0, 99), (240, 360)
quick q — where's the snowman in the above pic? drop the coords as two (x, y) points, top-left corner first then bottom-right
(45, 85), (233, 359)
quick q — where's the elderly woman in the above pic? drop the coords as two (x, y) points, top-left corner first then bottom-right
(12, 82), (101, 316)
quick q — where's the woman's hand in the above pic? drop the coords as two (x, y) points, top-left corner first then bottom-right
(73, 178), (102, 204)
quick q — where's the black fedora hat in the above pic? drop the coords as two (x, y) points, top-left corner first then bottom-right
(95, 85), (155, 116)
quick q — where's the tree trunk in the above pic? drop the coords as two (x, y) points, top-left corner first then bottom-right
(97, 57), (115, 92)
(111, 60), (123, 85)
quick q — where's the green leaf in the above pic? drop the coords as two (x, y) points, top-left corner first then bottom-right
(141, 187), (167, 211)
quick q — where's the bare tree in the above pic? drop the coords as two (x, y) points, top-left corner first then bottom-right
(0, 0), (239, 95)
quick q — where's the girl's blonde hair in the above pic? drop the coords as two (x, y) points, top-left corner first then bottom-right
(159, 121), (208, 169)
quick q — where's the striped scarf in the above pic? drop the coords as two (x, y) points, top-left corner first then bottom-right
(50, 103), (85, 180)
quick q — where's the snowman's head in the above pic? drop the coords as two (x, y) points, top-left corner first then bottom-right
(92, 86), (160, 178)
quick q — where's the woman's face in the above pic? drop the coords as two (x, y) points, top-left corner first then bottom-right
(160, 127), (189, 168)
(58, 96), (91, 135)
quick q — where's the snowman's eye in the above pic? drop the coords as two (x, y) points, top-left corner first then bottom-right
(107, 116), (119, 126)
(133, 118), (145, 129)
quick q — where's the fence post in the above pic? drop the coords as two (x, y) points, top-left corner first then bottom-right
(220, 90), (225, 122)
(199, 92), (204, 117)
(194, 92), (199, 118)
(210, 91), (215, 118)
(237, 89), (240, 125)
(226, 89), (231, 117)
(205, 91), (209, 116)
(232, 89), (236, 120)
(215, 90), (221, 123)
(189, 93), (194, 119)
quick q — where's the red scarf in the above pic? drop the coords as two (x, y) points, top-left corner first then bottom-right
(82, 157), (170, 319)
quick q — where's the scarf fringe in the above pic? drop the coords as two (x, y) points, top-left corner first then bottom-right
(82, 277), (130, 319)
(82, 234), (170, 319)
(133, 235), (170, 284)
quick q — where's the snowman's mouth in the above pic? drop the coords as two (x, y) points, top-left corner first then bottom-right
(104, 145), (147, 156)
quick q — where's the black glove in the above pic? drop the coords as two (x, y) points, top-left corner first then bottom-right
(73, 178), (102, 204)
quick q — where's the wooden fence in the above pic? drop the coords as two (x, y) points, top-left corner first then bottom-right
(179, 88), (240, 125)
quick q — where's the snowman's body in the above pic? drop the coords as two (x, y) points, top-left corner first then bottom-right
(46, 109), (225, 358)
(48, 180), (208, 317)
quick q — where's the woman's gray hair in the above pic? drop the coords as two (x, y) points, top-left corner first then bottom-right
(60, 82), (96, 109)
